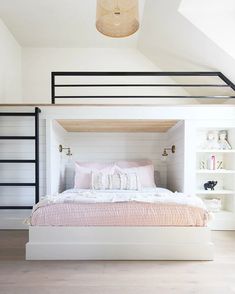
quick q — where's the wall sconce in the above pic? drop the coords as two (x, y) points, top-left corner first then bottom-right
(162, 145), (176, 157)
(59, 144), (72, 156)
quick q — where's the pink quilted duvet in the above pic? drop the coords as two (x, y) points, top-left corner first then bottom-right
(30, 202), (209, 227)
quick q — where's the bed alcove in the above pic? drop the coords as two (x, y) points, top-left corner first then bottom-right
(46, 118), (183, 195)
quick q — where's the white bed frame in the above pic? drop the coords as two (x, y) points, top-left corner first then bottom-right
(26, 226), (214, 260)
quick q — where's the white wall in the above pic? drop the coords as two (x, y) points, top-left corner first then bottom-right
(0, 19), (22, 103)
(166, 122), (185, 192)
(46, 120), (67, 194)
(22, 47), (196, 105)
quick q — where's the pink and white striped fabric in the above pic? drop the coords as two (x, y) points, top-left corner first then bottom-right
(30, 202), (209, 227)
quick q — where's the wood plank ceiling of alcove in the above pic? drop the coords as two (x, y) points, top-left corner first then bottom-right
(57, 119), (180, 132)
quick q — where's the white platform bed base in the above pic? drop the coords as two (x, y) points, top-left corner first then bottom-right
(26, 226), (214, 260)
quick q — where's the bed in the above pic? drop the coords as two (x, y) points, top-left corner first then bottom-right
(26, 187), (214, 260)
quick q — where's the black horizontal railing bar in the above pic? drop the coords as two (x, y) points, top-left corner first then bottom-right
(0, 136), (36, 140)
(0, 160), (36, 163)
(0, 113), (35, 117)
(54, 95), (235, 99)
(0, 206), (33, 210)
(54, 84), (230, 88)
(0, 183), (36, 186)
(52, 71), (223, 76)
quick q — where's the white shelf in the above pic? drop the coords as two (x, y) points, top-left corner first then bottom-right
(196, 169), (235, 174)
(196, 149), (235, 153)
(197, 190), (235, 195)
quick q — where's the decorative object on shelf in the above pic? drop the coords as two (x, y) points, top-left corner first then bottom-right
(203, 131), (220, 149)
(204, 198), (222, 212)
(218, 130), (232, 150)
(207, 155), (216, 170)
(59, 144), (72, 156)
(216, 161), (223, 169)
(204, 181), (218, 191)
(162, 145), (176, 157)
(96, 0), (139, 38)
(200, 161), (206, 169)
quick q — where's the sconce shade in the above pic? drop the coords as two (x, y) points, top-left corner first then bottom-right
(96, 0), (139, 38)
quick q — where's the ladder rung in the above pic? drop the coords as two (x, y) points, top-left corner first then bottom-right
(0, 183), (36, 186)
(0, 206), (33, 209)
(0, 113), (35, 117)
(0, 159), (36, 163)
(0, 136), (36, 140)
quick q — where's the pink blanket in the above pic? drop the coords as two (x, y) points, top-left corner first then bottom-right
(30, 202), (209, 227)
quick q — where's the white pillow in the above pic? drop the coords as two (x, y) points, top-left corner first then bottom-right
(114, 165), (156, 188)
(92, 171), (141, 191)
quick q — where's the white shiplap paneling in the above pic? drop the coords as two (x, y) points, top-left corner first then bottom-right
(166, 122), (185, 192)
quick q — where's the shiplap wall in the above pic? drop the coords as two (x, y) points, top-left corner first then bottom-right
(46, 120), (67, 194)
(0, 116), (46, 229)
(166, 121), (185, 192)
(64, 132), (167, 190)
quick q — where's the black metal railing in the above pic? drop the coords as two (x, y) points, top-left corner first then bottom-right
(51, 71), (235, 104)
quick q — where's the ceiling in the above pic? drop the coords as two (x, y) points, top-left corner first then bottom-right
(0, 0), (146, 48)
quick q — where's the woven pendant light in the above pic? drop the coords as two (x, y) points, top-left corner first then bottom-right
(96, 0), (139, 38)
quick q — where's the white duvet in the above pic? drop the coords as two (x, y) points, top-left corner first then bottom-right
(35, 187), (207, 211)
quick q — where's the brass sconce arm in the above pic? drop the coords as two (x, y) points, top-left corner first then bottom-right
(59, 144), (72, 156)
(162, 145), (176, 157)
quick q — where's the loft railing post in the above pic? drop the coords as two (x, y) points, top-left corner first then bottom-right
(51, 72), (55, 104)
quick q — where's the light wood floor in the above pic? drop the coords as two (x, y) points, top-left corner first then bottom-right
(0, 231), (235, 294)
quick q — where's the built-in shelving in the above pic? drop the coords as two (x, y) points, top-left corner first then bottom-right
(195, 125), (235, 230)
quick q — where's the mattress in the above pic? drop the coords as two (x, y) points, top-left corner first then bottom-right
(30, 201), (209, 227)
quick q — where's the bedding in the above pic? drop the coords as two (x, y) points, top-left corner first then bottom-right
(91, 171), (141, 190)
(74, 163), (115, 189)
(74, 161), (156, 189)
(115, 165), (155, 188)
(29, 188), (210, 227)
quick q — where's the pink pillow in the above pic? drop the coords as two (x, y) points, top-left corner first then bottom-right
(115, 160), (153, 168)
(75, 161), (114, 170)
(115, 164), (156, 188)
(74, 162), (115, 189)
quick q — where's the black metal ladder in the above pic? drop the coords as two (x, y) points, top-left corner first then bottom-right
(0, 107), (41, 209)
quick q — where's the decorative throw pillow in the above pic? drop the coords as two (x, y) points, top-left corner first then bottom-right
(74, 162), (115, 189)
(114, 165), (156, 188)
(92, 171), (141, 191)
